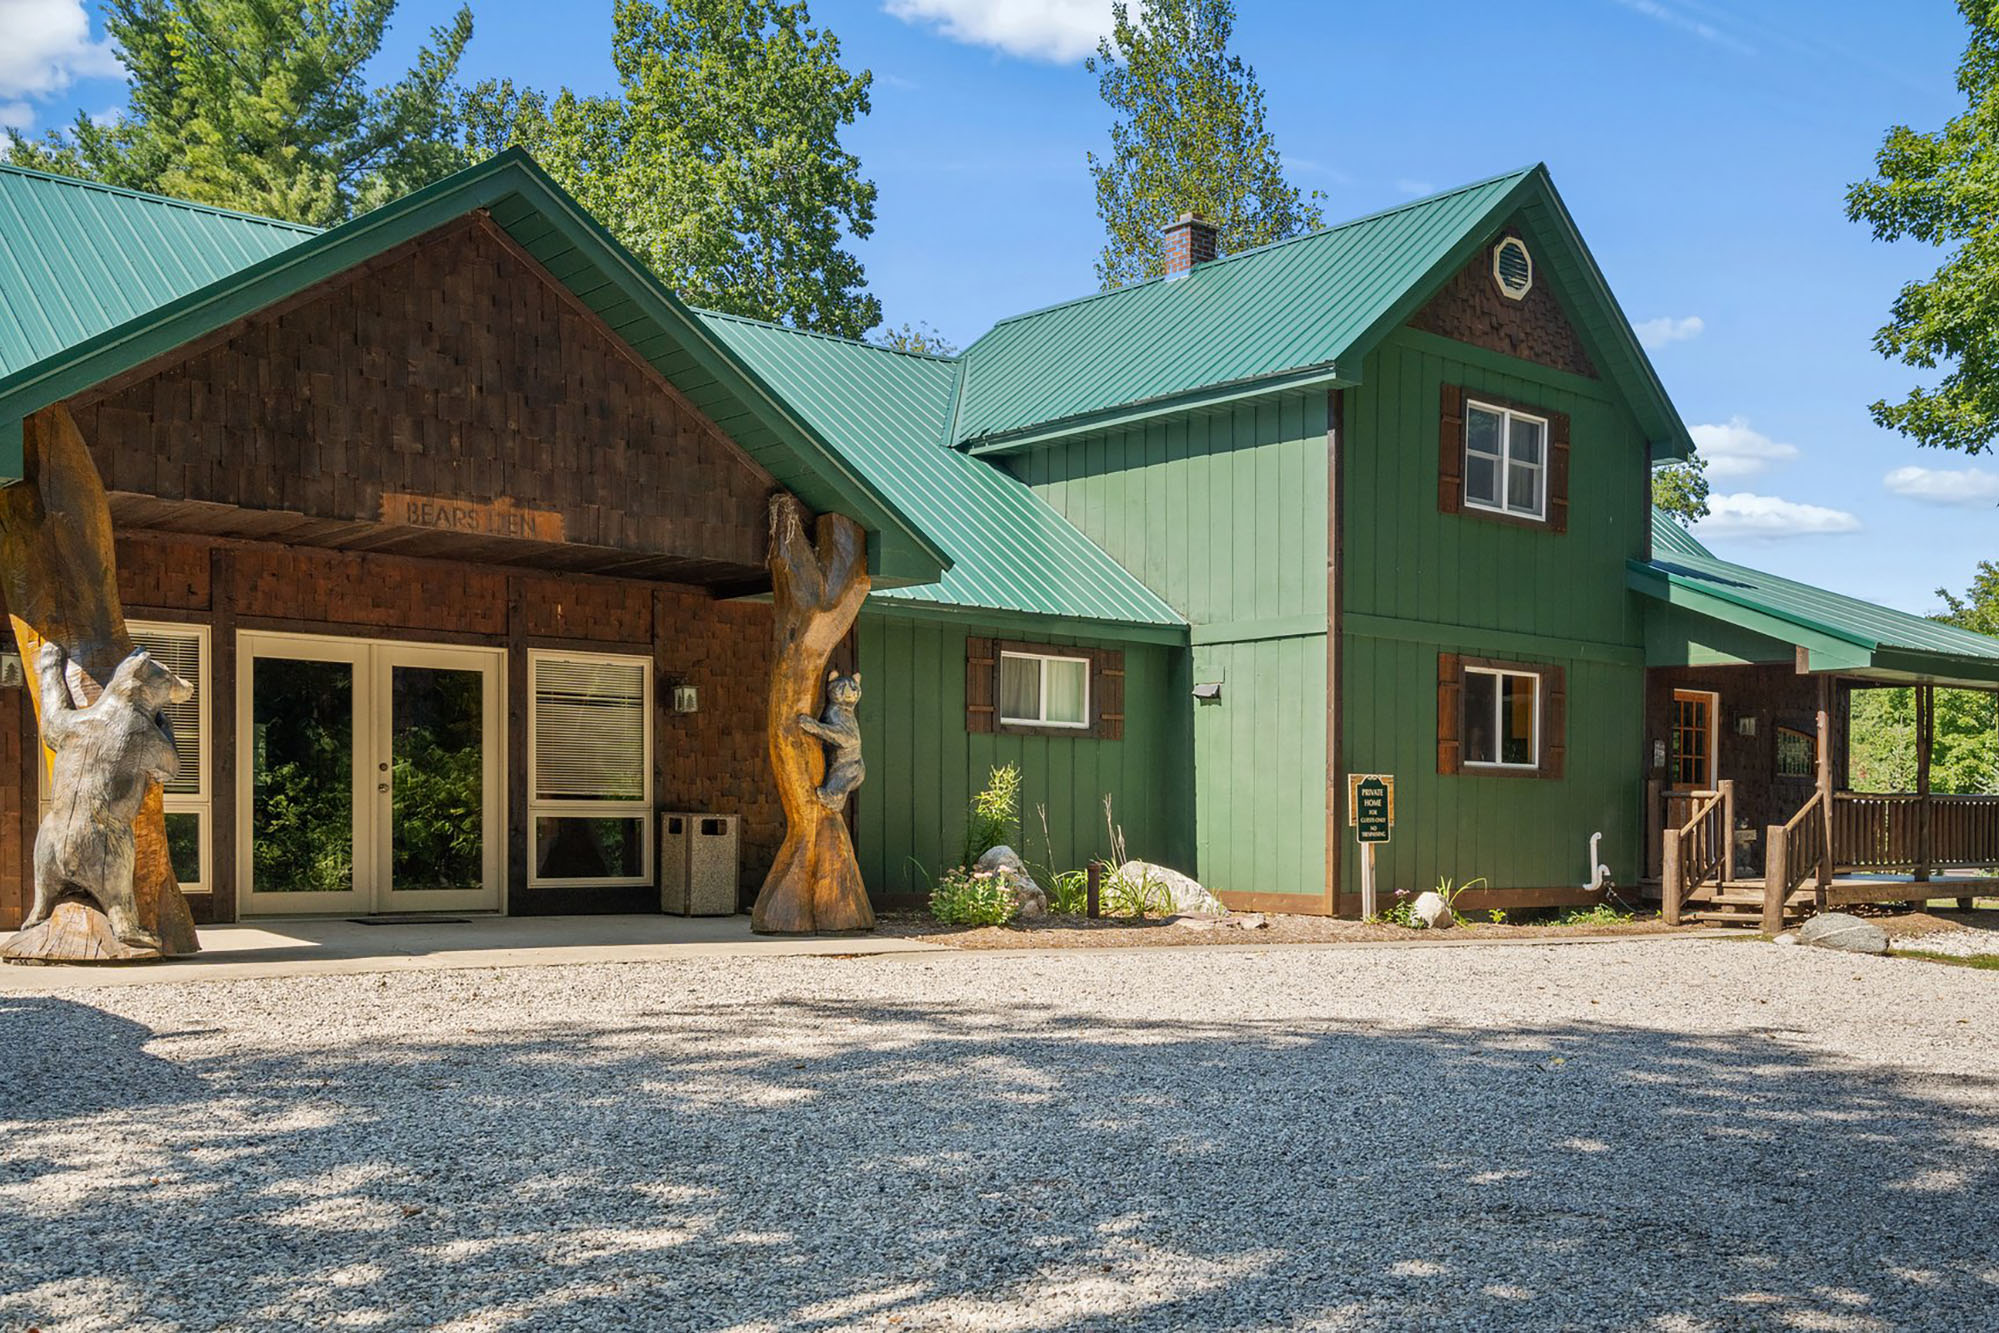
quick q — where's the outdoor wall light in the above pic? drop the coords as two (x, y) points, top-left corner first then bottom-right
(1192, 682), (1222, 702)
(672, 684), (699, 714)
(0, 652), (21, 689)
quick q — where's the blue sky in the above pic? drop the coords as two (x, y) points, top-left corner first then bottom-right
(5, 0), (1992, 613)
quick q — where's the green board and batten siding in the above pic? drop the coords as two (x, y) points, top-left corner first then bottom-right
(855, 617), (1192, 902)
(1339, 328), (1651, 900)
(1016, 391), (1331, 903)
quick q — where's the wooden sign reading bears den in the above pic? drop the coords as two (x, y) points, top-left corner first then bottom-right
(381, 492), (566, 542)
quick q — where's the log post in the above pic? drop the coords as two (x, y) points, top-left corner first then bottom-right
(1816, 674), (1835, 890)
(0, 405), (199, 961)
(1720, 778), (1737, 884)
(1763, 824), (1788, 937)
(750, 494), (873, 934)
(1914, 683), (1934, 889)
(1662, 830), (1682, 927)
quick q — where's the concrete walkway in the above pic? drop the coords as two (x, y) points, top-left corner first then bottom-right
(0, 913), (946, 992)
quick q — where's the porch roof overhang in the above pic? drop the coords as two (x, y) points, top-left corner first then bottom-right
(0, 149), (950, 587)
(1629, 554), (1999, 689)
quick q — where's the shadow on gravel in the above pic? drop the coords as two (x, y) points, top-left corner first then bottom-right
(3, 988), (1997, 1330)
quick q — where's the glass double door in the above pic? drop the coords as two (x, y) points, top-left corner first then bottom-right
(239, 633), (504, 915)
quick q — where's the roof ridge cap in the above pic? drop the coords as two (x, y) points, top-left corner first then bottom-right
(969, 164), (1545, 340)
(693, 306), (960, 363)
(0, 161), (324, 234)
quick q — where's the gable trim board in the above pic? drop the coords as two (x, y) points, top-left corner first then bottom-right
(0, 150), (949, 585)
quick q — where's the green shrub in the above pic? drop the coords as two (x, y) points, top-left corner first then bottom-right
(960, 763), (1022, 869)
(1102, 864), (1174, 918)
(1553, 903), (1632, 927)
(929, 866), (1018, 926)
(1047, 869), (1090, 915)
(1368, 891), (1418, 927)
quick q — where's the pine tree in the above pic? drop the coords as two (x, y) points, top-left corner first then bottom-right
(5, 0), (474, 227)
(1086, 0), (1324, 288)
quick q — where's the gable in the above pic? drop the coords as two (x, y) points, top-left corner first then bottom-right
(65, 216), (776, 582)
(1406, 223), (1596, 380)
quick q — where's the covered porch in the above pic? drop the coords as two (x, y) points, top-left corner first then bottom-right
(1630, 527), (1999, 929)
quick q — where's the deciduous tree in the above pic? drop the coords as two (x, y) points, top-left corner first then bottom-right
(1651, 455), (1711, 526)
(1848, 1), (1999, 454)
(1086, 0), (1324, 288)
(477, 0), (881, 338)
(5, 0), (474, 227)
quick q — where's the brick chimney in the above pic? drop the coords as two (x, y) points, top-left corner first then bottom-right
(1162, 212), (1219, 279)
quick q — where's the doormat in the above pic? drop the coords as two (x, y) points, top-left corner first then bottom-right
(348, 916), (474, 926)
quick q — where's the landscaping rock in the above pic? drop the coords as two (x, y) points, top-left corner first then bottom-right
(1412, 891), (1455, 929)
(1773, 932), (1799, 947)
(974, 845), (1047, 919)
(1232, 913), (1269, 930)
(1114, 861), (1225, 916)
(1798, 912), (1888, 956)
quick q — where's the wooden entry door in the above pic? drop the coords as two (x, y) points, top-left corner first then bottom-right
(1670, 689), (1719, 791)
(238, 632), (504, 915)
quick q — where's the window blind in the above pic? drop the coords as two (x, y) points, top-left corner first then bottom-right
(130, 626), (202, 795)
(532, 656), (648, 801)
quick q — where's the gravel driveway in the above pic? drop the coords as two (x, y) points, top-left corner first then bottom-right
(3, 938), (1996, 1331)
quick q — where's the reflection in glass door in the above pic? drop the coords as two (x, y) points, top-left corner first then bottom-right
(245, 643), (368, 913)
(240, 633), (503, 915)
(375, 648), (503, 911)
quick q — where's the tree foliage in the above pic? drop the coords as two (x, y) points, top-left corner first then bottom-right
(870, 322), (958, 357)
(1847, 1), (1999, 454)
(1651, 454), (1711, 526)
(5, 0), (474, 227)
(1847, 563), (1999, 795)
(1086, 0), (1324, 288)
(472, 0), (881, 337)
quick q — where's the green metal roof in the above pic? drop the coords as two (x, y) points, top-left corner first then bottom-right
(694, 311), (1182, 627)
(0, 150), (948, 584)
(951, 165), (1694, 461)
(0, 162), (319, 378)
(1650, 507), (1713, 559)
(1631, 547), (1999, 687)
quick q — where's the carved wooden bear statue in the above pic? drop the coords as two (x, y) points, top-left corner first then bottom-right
(796, 669), (864, 812)
(27, 643), (193, 951)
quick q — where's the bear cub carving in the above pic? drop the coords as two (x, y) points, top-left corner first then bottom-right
(27, 643), (193, 950)
(796, 670), (865, 812)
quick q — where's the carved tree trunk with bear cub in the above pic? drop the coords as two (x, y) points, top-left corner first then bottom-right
(751, 494), (873, 934)
(0, 405), (201, 962)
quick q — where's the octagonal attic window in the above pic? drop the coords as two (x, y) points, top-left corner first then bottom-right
(1492, 237), (1533, 301)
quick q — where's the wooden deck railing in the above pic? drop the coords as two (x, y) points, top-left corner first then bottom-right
(1662, 781), (1732, 926)
(1762, 793), (1828, 934)
(1833, 791), (1999, 873)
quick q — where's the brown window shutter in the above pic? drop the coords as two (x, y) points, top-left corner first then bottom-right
(1436, 651), (1463, 775)
(1438, 383), (1465, 515)
(1547, 408), (1571, 534)
(1093, 649), (1125, 741)
(1539, 664), (1567, 779)
(966, 636), (996, 734)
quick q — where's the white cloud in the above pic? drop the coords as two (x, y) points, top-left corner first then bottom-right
(884, 0), (1112, 62)
(1883, 464), (1999, 507)
(1696, 492), (1861, 540)
(1394, 178), (1436, 197)
(0, 1), (120, 98)
(1688, 416), (1801, 480)
(1634, 314), (1703, 350)
(0, 101), (34, 131)
(1607, 0), (1755, 54)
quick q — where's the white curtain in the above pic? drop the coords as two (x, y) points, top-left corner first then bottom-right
(999, 655), (1040, 721)
(1044, 659), (1088, 726)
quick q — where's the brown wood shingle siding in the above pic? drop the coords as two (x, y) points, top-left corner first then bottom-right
(67, 217), (774, 576)
(1407, 227), (1598, 379)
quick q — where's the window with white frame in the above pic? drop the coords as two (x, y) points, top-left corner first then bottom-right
(1463, 666), (1540, 769)
(38, 623), (210, 892)
(528, 652), (652, 886)
(999, 650), (1090, 728)
(1463, 400), (1547, 520)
